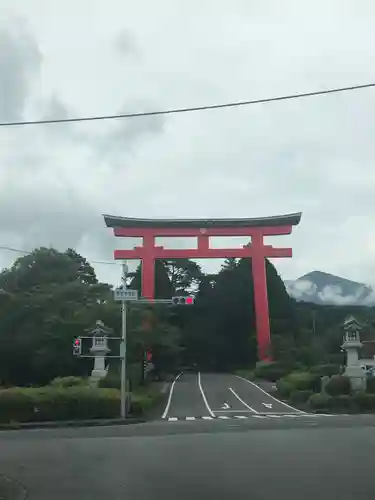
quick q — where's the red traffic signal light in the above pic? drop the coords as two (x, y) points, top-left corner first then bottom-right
(73, 338), (82, 356)
(171, 296), (194, 306)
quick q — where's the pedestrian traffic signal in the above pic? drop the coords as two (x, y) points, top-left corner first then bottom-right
(73, 337), (82, 356)
(171, 296), (195, 306)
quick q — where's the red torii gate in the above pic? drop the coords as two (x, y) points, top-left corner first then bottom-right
(104, 213), (301, 361)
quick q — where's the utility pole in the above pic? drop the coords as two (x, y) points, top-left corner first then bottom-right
(120, 261), (128, 419)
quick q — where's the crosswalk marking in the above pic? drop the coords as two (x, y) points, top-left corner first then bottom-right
(164, 413), (339, 422)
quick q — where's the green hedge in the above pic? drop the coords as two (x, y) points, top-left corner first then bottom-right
(308, 391), (375, 413)
(276, 379), (294, 397)
(309, 364), (341, 377)
(0, 387), (120, 423)
(281, 372), (321, 392)
(49, 376), (88, 388)
(254, 361), (288, 382)
(366, 377), (375, 394)
(290, 390), (313, 405)
(308, 393), (331, 411)
(324, 375), (351, 396)
(129, 388), (163, 417)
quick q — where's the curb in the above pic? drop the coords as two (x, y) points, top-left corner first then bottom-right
(0, 417), (146, 431)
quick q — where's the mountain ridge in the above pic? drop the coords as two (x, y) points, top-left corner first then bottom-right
(285, 270), (374, 306)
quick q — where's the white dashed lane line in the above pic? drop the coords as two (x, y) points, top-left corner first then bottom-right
(166, 414), (337, 422)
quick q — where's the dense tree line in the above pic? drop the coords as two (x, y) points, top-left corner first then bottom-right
(0, 247), (375, 387)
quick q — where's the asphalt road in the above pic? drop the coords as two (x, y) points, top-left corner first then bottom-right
(1, 373), (375, 499)
(163, 372), (303, 421)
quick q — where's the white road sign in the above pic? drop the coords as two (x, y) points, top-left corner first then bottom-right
(114, 288), (139, 302)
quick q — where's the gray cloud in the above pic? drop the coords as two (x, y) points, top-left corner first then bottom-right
(1, 1), (375, 288)
(0, 18), (41, 121)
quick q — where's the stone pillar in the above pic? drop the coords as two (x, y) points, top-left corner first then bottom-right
(341, 320), (366, 391)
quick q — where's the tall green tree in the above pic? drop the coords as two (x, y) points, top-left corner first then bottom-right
(162, 259), (202, 294)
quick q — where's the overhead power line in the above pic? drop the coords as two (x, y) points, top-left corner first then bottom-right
(0, 245), (118, 266)
(0, 82), (374, 128)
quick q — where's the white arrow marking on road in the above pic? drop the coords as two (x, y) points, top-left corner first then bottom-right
(221, 402), (230, 409)
(262, 403), (273, 409)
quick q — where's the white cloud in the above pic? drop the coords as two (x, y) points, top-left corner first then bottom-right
(0, 0), (375, 288)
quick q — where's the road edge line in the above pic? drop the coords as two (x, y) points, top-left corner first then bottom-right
(161, 372), (183, 419)
(235, 375), (306, 414)
(228, 387), (259, 413)
(198, 372), (216, 417)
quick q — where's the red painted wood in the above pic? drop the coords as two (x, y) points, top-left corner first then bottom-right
(251, 232), (272, 360)
(109, 222), (298, 361)
(114, 246), (292, 260)
(113, 225), (293, 237)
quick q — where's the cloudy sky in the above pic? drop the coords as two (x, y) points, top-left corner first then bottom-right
(0, 0), (375, 287)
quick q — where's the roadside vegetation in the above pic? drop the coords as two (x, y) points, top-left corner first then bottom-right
(1, 247), (375, 422)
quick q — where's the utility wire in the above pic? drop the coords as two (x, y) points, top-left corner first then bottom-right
(0, 245), (119, 266)
(0, 82), (374, 128)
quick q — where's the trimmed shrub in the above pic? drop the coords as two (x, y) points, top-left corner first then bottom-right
(0, 387), (120, 423)
(254, 361), (287, 382)
(290, 390), (313, 405)
(327, 395), (355, 413)
(98, 374), (120, 390)
(325, 375), (351, 396)
(129, 388), (163, 417)
(50, 377), (88, 388)
(282, 372), (321, 392)
(353, 391), (375, 412)
(309, 364), (341, 377)
(366, 377), (375, 394)
(276, 379), (293, 397)
(308, 393), (331, 411)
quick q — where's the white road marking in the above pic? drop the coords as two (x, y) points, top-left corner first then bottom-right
(235, 375), (306, 414)
(198, 372), (216, 417)
(229, 387), (259, 413)
(161, 372), (183, 419)
(262, 403), (272, 409)
(221, 402), (230, 409)
(214, 409), (253, 413)
(165, 413), (336, 422)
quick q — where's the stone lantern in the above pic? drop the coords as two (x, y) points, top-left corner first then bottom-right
(341, 316), (366, 391)
(86, 320), (112, 386)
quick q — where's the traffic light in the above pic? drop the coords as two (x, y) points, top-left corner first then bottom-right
(73, 337), (82, 356)
(171, 296), (194, 306)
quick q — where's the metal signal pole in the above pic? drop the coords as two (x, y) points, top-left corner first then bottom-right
(120, 261), (128, 418)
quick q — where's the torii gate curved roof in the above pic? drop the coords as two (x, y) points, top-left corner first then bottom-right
(103, 212), (302, 229)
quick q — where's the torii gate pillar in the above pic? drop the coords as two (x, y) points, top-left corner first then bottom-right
(104, 213), (302, 361)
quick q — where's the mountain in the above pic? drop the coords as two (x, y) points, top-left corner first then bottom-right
(285, 270), (374, 306)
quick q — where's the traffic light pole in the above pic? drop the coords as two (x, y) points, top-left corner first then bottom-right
(120, 261), (128, 419)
